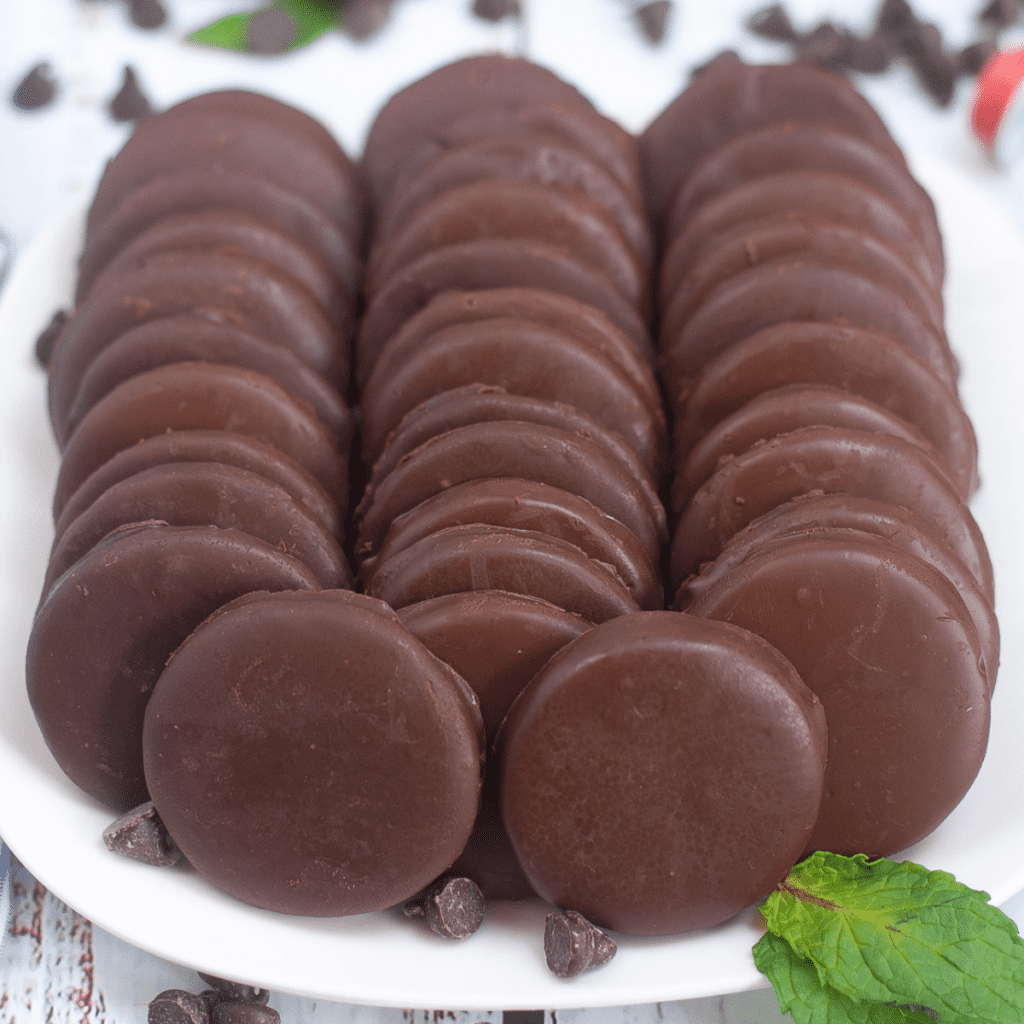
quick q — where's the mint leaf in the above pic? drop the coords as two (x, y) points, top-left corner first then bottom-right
(754, 930), (938, 1023)
(758, 852), (1024, 1023)
(187, 0), (338, 53)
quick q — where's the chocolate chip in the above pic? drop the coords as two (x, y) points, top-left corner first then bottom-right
(128, 0), (168, 29)
(979, 0), (1021, 30)
(471, 0), (521, 22)
(149, 990), (209, 1024)
(108, 65), (152, 123)
(746, 4), (800, 43)
(212, 1005), (280, 1024)
(197, 975), (270, 1005)
(12, 63), (57, 111)
(797, 22), (858, 72)
(246, 8), (296, 54)
(543, 909), (616, 977)
(902, 21), (959, 105)
(958, 37), (997, 75)
(635, 1), (672, 44)
(103, 800), (182, 866)
(875, 0), (918, 40)
(844, 31), (895, 74)
(403, 876), (485, 939)
(339, 0), (394, 40)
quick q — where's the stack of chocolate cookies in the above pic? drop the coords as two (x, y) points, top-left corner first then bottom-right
(641, 53), (997, 859)
(28, 90), (365, 813)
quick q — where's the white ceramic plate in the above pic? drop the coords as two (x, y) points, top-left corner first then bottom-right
(0, 157), (1023, 1010)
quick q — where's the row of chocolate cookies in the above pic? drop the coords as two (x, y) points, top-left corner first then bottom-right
(27, 90), (366, 815)
(351, 54), (670, 900)
(640, 56), (997, 859)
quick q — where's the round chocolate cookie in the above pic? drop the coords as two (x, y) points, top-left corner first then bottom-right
(375, 132), (651, 269)
(54, 362), (350, 516)
(62, 314), (350, 448)
(48, 252), (348, 442)
(81, 209), (353, 334)
(359, 317), (665, 475)
(362, 524), (641, 624)
(362, 477), (661, 611)
(26, 522), (320, 811)
(77, 167), (363, 306)
(368, 385), (659, 490)
(390, 100), (643, 210)
(671, 322), (978, 498)
(664, 122), (943, 276)
(45, 461), (352, 594)
(681, 530), (990, 857)
(143, 589), (484, 916)
(356, 238), (649, 376)
(678, 494), (999, 695)
(53, 429), (340, 540)
(399, 589), (593, 740)
(357, 284), (655, 394)
(658, 219), (944, 345)
(669, 426), (994, 601)
(362, 54), (594, 204)
(672, 384), (935, 511)
(661, 170), (941, 299)
(498, 611), (827, 934)
(660, 261), (958, 397)
(355, 420), (667, 565)
(639, 53), (908, 224)
(86, 109), (364, 237)
(366, 178), (645, 314)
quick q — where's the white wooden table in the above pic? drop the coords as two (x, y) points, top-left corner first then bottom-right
(2, 1), (1023, 1020)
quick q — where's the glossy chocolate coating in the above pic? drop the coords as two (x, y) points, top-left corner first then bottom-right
(78, 167), (363, 304)
(356, 238), (649, 375)
(677, 494), (999, 695)
(665, 122), (942, 275)
(26, 523), (320, 811)
(362, 476), (661, 611)
(639, 53), (908, 224)
(390, 100), (642, 210)
(48, 252), (348, 441)
(363, 524), (640, 623)
(673, 383), (935, 510)
(53, 430), (340, 541)
(82, 209), (353, 334)
(368, 384), (660, 492)
(659, 219), (943, 345)
(366, 178), (645, 314)
(55, 362), (350, 516)
(399, 589), (593, 740)
(45, 461), (352, 593)
(143, 589), (484, 916)
(681, 530), (989, 857)
(62, 314), (350, 448)
(87, 109), (364, 235)
(669, 426), (994, 602)
(359, 317), (665, 476)
(660, 260), (958, 397)
(357, 284), (654, 395)
(355, 420), (667, 565)
(376, 132), (651, 269)
(661, 171), (940, 299)
(672, 322), (978, 498)
(362, 54), (594, 204)
(499, 611), (827, 934)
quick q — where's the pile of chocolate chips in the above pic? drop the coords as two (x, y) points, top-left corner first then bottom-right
(748, 0), (1023, 105)
(149, 975), (277, 1024)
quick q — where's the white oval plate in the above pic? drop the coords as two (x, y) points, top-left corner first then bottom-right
(0, 157), (1022, 1009)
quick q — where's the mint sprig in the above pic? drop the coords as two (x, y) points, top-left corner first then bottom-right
(755, 852), (1024, 1023)
(187, 0), (339, 53)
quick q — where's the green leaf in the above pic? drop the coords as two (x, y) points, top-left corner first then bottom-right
(754, 931), (937, 1024)
(758, 852), (1024, 1023)
(187, 0), (338, 53)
